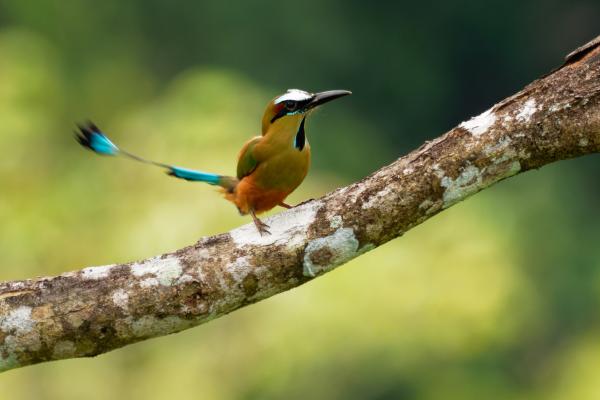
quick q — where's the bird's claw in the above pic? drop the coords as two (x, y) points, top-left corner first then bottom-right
(255, 220), (271, 236)
(251, 213), (271, 236)
(296, 198), (315, 207)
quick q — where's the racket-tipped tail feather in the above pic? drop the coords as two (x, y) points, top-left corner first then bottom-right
(75, 123), (119, 156)
(75, 121), (239, 191)
(167, 166), (220, 184)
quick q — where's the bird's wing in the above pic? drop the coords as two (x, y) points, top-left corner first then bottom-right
(236, 136), (262, 179)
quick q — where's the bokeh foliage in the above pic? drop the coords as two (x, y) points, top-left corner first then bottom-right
(0, 1), (599, 399)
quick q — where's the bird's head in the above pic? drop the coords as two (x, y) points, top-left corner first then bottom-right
(261, 89), (351, 134)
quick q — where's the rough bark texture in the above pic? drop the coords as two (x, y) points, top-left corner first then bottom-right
(1, 36), (600, 373)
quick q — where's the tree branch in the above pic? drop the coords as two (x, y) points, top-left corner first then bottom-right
(1, 36), (600, 373)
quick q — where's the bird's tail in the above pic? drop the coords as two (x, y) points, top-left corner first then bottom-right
(75, 122), (238, 191)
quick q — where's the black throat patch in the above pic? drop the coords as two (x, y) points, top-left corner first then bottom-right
(294, 117), (306, 151)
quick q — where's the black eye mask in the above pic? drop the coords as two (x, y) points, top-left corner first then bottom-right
(270, 98), (313, 123)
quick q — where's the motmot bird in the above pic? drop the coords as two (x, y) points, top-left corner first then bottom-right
(76, 88), (351, 235)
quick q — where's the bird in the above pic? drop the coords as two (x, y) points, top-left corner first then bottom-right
(76, 88), (351, 235)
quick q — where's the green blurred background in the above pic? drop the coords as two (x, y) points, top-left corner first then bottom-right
(1, 1), (599, 399)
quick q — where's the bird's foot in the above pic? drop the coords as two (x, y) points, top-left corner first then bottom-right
(254, 219), (271, 236)
(296, 198), (315, 207)
(279, 199), (315, 210)
(251, 211), (271, 236)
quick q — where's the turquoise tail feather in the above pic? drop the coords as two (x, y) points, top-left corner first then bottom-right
(76, 121), (235, 188)
(167, 166), (220, 184)
(76, 123), (119, 155)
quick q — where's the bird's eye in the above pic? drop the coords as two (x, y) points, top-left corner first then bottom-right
(284, 100), (297, 111)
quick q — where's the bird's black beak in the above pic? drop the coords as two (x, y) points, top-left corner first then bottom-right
(306, 90), (352, 110)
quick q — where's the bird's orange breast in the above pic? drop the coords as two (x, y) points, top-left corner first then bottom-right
(224, 175), (290, 215)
